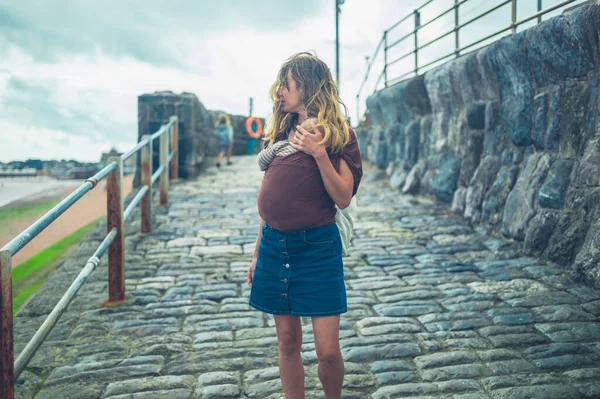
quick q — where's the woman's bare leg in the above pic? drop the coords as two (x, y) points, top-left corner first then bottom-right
(274, 315), (305, 399)
(226, 142), (233, 164)
(312, 315), (343, 399)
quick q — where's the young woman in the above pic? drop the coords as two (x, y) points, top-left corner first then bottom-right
(248, 52), (363, 399)
(215, 113), (233, 167)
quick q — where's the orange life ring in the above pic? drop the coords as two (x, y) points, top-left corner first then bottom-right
(246, 117), (263, 138)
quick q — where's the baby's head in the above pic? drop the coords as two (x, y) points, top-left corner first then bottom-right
(298, 117), (329, 146)
(300, 117), (318, 131)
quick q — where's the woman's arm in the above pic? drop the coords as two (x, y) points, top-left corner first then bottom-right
(291, 125), (354, 209)
(314, 155), (353, 209)
(253, 218), (264, 259)
(247, 218), (264, 286)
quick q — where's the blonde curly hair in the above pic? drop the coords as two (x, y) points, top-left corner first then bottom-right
(264, 52), (350, 154)
(216, 113), (231, 128)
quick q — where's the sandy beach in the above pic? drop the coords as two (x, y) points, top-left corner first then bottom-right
(0, 175), (135, 268)
(0, 177), (84, 209)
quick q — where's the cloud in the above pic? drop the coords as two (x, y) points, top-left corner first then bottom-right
(0, 0), (587, 162)
(0, 1), (325, 68)
(0, 119), (104, 162)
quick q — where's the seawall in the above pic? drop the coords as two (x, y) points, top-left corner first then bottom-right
(362, 3), (600, 287)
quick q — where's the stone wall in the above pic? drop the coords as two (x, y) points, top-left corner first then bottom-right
(137, 91), (265, 182)
(362, 3), (600, 287)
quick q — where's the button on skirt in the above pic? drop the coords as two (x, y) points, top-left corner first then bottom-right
(249, 222), (347, 317)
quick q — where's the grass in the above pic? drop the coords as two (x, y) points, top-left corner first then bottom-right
(0, 198), (63, 236)
(12, 217), (101, 314)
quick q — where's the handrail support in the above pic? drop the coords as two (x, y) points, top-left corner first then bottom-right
(140, 134), (153, 233)
(160, 125), (169, 206)
(511, 0), (518, 34)
(103, 156), (126, 306)
(383, 31), (388, 87)
(414, 10), (421, 76)
(0, 250), (14, 399)
(454, 0), (460, 57)
(169, 116), (179, 180)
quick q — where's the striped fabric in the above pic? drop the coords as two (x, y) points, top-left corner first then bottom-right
(257, 140), (298, 171)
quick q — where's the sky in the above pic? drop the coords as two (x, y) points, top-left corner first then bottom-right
(0, 0), (586, 163)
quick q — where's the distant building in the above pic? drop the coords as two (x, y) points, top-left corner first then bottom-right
(0, 168), (37, 178)
(100, 146), (137, 175)
(100, 147), (121, 165)
(71, 167), (102, 179)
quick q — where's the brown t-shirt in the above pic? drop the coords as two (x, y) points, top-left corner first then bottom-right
(257, 127), (363, 232)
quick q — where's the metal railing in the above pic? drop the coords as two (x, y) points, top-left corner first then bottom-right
(0, 116), (180, 399)
(355, 0), (583, 123)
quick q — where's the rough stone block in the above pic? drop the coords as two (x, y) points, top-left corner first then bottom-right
(489, 34), (534, 147)
(538, 159), (574, 209)
(524, 211), (558, 256)
(390, 169), (407, 190)
(532, 92), (548, 149)
(451, 187), (467, 214)
(376, 130), (388, 169)
(545, 85), (563, 150)
(432, 152), (462, 203)
(402, 160), (427, 194)
(457, 120), (485, 186)
(572, 202), (600, 289)
(390, 122), (405, 164)
(558, 82), (591, 158)
(485, 100), (499, 132)
(575, 129), (600, 187)
(545, 188), (600, 265)
(527, 6), (596, 88)
(403, 120), (420, 171)
(467, 103), (486, 129)
(502, 153), (551, 240)
(483, 101), (507, 156)
(465, 156), (501, 222)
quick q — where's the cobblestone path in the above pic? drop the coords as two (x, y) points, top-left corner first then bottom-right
(15, 156), (600, 398)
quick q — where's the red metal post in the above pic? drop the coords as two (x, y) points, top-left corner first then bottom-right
(103, 157), (126, 306)
(0, 249), (14, 399)
(160, 127), (169, 206)
(414, 10), (421, 76)
(455, 0), (460, 58)
(511, 0), (517, 34)
(169, 116), (179, 180)
(383, 30), (388, 87)
(141, 135), (153, 233)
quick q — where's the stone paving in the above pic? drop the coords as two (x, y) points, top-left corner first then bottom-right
(14, 155), (600, 399)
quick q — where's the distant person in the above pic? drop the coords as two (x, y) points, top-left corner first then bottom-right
(247, 52), (363, 399)
(215, 113), (233, 167)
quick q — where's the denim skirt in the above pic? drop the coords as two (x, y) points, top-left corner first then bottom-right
(249, 222), (347, 317)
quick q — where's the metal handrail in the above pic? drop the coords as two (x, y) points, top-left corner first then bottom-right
(14, 228), (118, 378)
(357, 36), (385, 96)
(151, 165), (165, 184)
(458, 0), (513, 32)
(2, 163), (117, 257)
(121, 137), (150, 162)
(386, 0), (470, 51)
(386, 0), (434, 32)
(355, 0), (581, 124)
(124, 185), (149, 221)
(150, 123), (168, 141)
(0, 115), (180, 399)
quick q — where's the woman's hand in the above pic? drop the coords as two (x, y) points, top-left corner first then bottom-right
(247, 257), (257, 287)
(290, 125), (327, 159)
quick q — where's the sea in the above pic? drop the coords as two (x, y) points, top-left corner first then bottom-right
(0, 177), (84, 209)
